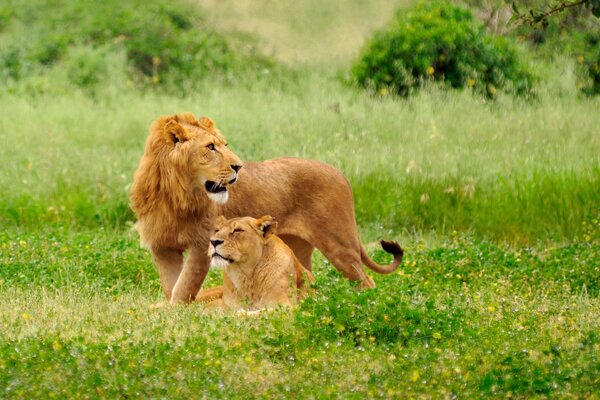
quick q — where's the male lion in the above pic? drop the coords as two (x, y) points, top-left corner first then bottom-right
(130, 113), (403, 304)
(196, 215), (314, 311)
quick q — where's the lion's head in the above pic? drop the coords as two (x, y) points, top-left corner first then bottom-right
(131, 113), (243, 214)
(208, 215), (277, 269)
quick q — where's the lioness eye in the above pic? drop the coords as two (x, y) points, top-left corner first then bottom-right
(207, 143), (215, 151)
(232, 228), (243, 235)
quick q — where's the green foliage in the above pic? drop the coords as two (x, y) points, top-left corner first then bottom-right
(579, 33), (600, 94)
(505, 1), (600, 95)
(352, 1), (534, 97)
(351, 1), (536, 97)
(510, 0), (600, 27)
(65, 46), (110, 88)
(0, 0), (273, 91)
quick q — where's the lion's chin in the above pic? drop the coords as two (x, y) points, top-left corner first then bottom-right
(207, 190), (229, 204)
(210, 254), (232, 269)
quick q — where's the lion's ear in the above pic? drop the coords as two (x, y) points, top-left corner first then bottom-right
(199, 116), (216, 130)
(163, 120), (189, 144)
(255, 215), (277, 238)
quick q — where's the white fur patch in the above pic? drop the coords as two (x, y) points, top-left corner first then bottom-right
(210, 255), (230, 269)
(207, 190), (229, 204)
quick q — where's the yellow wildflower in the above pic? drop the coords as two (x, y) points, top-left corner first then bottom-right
(410, 370), (420, 382)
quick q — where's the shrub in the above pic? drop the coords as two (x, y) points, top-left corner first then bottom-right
(351, 1), (535, 97)
(579, 33), (600, 95)
(65, 46), (110, 88)
(78, 1), (238, 86)
(0, 0), (273, 90)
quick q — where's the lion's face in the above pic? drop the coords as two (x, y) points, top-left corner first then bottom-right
(208, 215), (277, 269)
(159, 113), (243, 204)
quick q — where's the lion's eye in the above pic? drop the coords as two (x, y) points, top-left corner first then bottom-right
(207, 143), (215, 151)
(232, 228), (243, 235)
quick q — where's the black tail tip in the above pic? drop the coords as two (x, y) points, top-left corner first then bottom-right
(380, 240), (404, 257)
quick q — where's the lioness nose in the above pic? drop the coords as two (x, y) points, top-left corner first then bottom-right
(210, 239), (224, 248)
(231, 164), (242, 173)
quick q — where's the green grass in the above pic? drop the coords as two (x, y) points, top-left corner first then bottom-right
(1, 0), (599, 397)
(1, 73), (598, 239)
(1, 227), (599, 397)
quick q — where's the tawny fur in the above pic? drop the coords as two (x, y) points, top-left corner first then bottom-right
(196, 216), (314, 311)
(130, 113), (403, 304)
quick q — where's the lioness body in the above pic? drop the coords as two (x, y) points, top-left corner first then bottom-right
(131, 113), (403, 304)
(197, 216), (313, 311)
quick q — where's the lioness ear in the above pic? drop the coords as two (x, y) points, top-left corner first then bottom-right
(163, 120), (189, 144)
(256, 215), (277, 238)
(199, 116), (216, 130)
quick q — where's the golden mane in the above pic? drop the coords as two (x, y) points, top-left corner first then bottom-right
(130, 113), (208, 216)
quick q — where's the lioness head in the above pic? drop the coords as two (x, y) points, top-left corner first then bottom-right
(154, 113), (242, 204)
(208, 215), (277, 269)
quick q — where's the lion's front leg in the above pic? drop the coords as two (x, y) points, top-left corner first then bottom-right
(150, 246), (184, 300)
(170, 246), (211, 305)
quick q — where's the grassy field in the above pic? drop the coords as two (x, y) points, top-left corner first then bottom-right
(1, 0), (599, 398)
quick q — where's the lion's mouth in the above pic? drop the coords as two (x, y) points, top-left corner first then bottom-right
(204, 180), (228, 194)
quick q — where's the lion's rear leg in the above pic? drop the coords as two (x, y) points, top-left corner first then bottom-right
(317, 240), (375, 288)
(279, 234), (314, 271)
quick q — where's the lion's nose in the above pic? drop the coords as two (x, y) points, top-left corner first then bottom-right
(210, 239), (224, 248)
(231, 164), (242, 173)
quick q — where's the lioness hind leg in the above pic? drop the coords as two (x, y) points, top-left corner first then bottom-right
(318, 241), (375, 288)
(279, 234), (314, 271)
(196, 286), (225, 310)
(196, 286), (224, 303)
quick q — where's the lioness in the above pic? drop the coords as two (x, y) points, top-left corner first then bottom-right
(196, 215), (314, 311)
(130, 113), (403, 304)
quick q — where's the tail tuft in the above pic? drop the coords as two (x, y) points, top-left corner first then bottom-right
(380, 240), (404, 259)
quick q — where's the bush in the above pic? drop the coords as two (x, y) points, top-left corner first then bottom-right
(0, 0), (273, 90)
(351, 1), (535, 97)
(579, 33), (600, 95)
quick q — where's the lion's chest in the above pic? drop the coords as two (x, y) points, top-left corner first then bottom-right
(137, 213), (210, 251)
